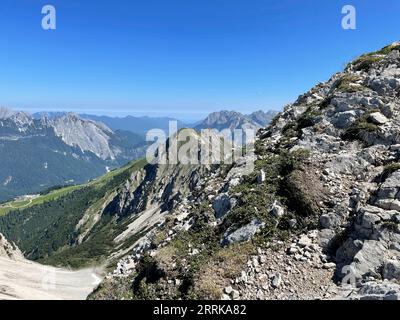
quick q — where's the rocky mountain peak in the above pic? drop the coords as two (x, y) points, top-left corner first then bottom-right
(0, 107), (16, 119)
(49, 113), (117, 160)
(196, 109), (276, 132)
(0, 107), (33, 127)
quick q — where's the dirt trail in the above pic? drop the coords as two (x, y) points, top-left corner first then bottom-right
(0, 256), (102, 300)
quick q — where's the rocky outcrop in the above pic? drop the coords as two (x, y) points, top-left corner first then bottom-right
(255, 41), (400, 299)
(50, 113), (116, 160)
(36, 42), (400, 301)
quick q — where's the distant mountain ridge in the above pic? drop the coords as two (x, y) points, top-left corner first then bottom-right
(34, 110), (278, 136)
(194, 110), (278, 132)
(0, 107), (147, 201)
(33, 112), (187, 136)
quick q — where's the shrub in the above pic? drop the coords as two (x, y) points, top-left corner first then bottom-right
(353, 55), (383, 72)
(342, 117), (378, 141)
(336, 75), (366, 93)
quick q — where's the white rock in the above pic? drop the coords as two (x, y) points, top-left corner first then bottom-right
(271, 273), (282, 288)
(368, 112), (388, 125)
(224, 286), (233, 295)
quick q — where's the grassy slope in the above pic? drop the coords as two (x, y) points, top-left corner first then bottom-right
(0, 158), (148, 268)
(0, 159), (146, 217)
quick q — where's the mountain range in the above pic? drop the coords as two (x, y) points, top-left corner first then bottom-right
(0, 108), (147, 201)
(34, 112), (187, 136)
(0, 108), (276, 202)
(35, 110), (278, 135)
(194, 110), (278, 132)
(2, 42), (400, 300)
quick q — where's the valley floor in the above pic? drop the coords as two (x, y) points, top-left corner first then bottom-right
(0, 256), (102, 300)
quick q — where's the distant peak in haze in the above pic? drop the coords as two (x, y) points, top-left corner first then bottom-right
(195, 109), (278, 131)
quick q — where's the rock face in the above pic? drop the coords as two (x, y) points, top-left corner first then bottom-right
(0, 233), (23, 261)
(256, 41), (400, 299)
(50, 113), (117, 160)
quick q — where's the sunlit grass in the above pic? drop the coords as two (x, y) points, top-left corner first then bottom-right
(0, 158), (147, 217)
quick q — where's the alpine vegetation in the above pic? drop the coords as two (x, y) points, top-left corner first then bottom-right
(2, 42), (400, 301)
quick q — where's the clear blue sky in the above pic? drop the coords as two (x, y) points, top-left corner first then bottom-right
(0, 0), (399, 120)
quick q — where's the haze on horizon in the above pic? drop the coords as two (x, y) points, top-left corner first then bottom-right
(0, 0), (399, 120)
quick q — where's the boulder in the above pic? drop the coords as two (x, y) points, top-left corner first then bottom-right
(333, 111), (357, 129)
(221, 218), (265, 245)
(382, 260), (400, 281)
(270, 200), (285, 218)
(320, 213), (341, 229)
(213, 193), (232, 219)
(368, 112), (388, 125)
(355, 281), (400, 300)
(375, 199), (400, 212)
(347, 240), (387, 281)
(271, 273), (282, 288)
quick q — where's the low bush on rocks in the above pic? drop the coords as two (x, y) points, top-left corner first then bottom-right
(336, 75), (366, 93)
(342, 116), (378, 142)
(353, 55), (384, 72)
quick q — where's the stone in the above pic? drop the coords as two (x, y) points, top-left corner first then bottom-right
(257, 169), (266, 184)
(333, 111), (357, 129)
(270, 200), (285, 218)
(368, 112), (388, 125)
(288, 219), (297, 228)
(221, 294), (231, 300)
(323, 262), (336, 269)
(224, 286), (233, 295)
(221, 218), (265, 245)
(271, 273), (282, 288)
(382, 260), (400, 281)
(228, 177), (241, 188)
(212, 193), (232, 219)
(231, 289), (240, 299)
(318, 229), (336, 250)
(320, 213), (341, 229)
(298, 235), (312, 248)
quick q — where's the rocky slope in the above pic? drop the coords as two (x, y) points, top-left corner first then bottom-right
(0, 108), (147, 201)
(89, 42), (400, 300)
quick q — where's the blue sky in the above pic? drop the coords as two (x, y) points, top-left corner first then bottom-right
(0, 0), (399, 120)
